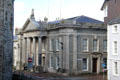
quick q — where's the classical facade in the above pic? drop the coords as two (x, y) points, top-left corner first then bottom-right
(16, 10), (107, 74)
(0, 0), (14, 80)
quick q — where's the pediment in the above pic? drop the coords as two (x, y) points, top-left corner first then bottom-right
(22, 18), (40, 32)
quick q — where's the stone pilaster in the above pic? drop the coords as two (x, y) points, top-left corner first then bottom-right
(65, 35), (70, 71)
(22, 38), (26, 65)
(37, 37), (42, 66)
(27, 37), (30, 62)
(73, 35), (77, 73)
(24, 38), (27, 63)
(32, 37), (36, 65)
(97, 56), (101, 73)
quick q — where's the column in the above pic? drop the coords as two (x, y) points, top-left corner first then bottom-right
(27, 37), (30, 62)
(24, 38), (27, 63)
(37, 37), (42, 66)
(65, 35), (69, 70)
(97, 56), (101, 74)
(22, 38), (25, 64)
(32, 37), (36, 65)
(73, 35), (77, 73)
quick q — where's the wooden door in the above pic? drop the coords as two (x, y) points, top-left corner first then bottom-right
(92, 58), (97, 73)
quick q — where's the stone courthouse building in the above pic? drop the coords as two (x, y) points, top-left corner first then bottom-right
(0, 0), (14, 80)
(15, 10), (107, 74)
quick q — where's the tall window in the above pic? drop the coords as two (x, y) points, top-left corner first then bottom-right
(103, 40), (107, 52)
(56, 57), (59, 69)
(113, 41), (117, 55)
(93, 39), (98, 52)
(50, 55), (53, 68)
(56, 39), (59, 51)
(82, 58), (88, 71)
(58, 37), (62, 50)
(114, 62), (118, 75)
(82, 39), (88, 52)
(104, 5), (108, 17)
(49, 39), (52, 51)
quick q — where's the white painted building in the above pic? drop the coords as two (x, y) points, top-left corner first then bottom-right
(107, 18), (120, 80)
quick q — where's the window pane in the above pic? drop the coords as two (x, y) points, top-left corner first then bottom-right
(103, 58), (107, 69)
(93, 39), (98, 52)
(115, 62), (118, 75)
(82, 58), (87, 70)
(83, 39), (88, 51)
(114, 26), (117, 32)
(103, 40), (107, 52)
(114, 41), (117, 54)
(56, 39), (59, 51)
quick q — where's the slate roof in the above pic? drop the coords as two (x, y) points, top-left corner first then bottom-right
(48, 15), (103, 24)
(67, 15), (103, 24)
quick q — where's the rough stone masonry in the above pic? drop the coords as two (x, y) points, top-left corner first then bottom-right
(0, 0), (14, 80)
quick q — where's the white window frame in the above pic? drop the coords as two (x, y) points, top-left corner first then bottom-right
(82, 58), (88, 71)
(113, 61), (119, 76)
(49, 54), (53, 68)
(49, 39), (52, 51)
(113, 41), (118, 55)
(104, 5), (108, 17)
(112, 25), (118, 33)
(103, 40), (107, 52)
(56, 57), (59, 69)
(82, 38), (89, 52)
(56, 39), (59, 51)
(58, 37), (62, 50)
(93, 39), (99, 52)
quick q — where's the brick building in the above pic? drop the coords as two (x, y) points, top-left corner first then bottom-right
(0, 0), (14, 80)
(101, 0), (120, 23)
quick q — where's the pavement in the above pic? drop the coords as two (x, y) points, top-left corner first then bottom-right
(13, 71), (107, 80)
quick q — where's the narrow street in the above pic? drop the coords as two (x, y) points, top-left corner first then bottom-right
(13, 71), (107, 80)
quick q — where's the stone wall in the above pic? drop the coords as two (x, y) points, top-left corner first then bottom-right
(0, 0), (14, 80)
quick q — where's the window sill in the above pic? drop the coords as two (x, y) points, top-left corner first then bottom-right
(113, 74), (119, 76)
(112, 54), (118, 56)
(82, 69), (88, 71)
(82, 50), (89, 53)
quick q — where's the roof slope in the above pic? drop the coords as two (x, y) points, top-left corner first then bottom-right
(67, 15), (103, 24)
(108, 17), (120, 25)
(48, 15), (103, 24)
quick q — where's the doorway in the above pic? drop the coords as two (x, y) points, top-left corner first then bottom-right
(92, 58), (97, 73)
